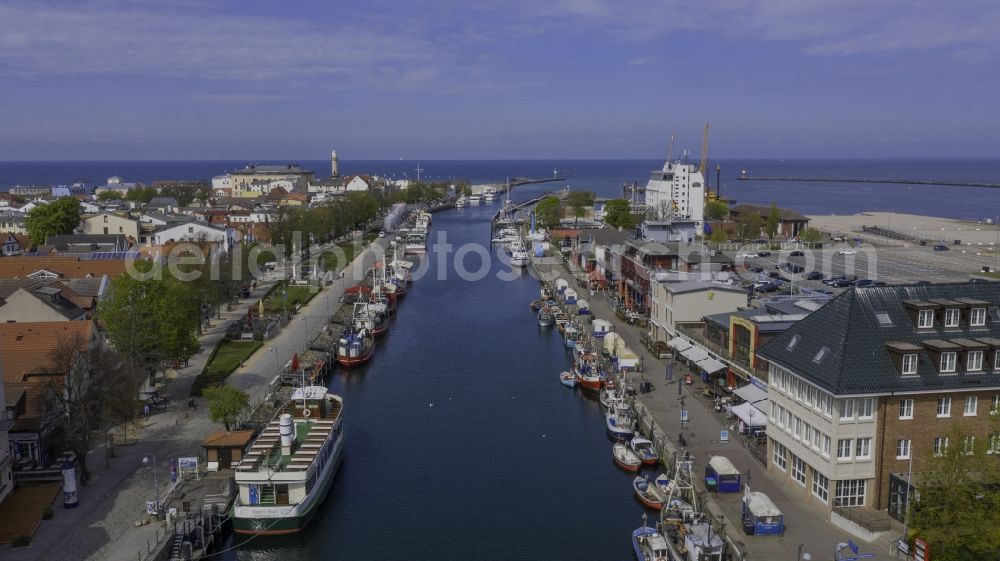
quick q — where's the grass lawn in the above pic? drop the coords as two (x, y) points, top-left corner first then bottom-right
(362, 232), (378, 244)
(320, 243), (358, 271)
(191, 340), (261, 395)
(263, 284), (317, 313)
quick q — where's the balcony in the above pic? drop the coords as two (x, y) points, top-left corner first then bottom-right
(676, 325), (769, 382)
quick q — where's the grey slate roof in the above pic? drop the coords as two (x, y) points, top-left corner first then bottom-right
(757, 282), (1000, 396)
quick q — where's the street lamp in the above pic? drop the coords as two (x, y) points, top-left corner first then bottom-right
(142, 453), (160, 517)
(797, 544), (811, 561)
(270, 347), (280, 373)
(282, 288), (288, 318)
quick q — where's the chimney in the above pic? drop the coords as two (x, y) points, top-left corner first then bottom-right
(279, 413), (294, 456)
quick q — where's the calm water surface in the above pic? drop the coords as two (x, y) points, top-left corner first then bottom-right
(224, 202), (642, 560)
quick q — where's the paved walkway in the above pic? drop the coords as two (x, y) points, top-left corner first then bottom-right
(534, 255), (897, 561)
(1, 236), (386, 561)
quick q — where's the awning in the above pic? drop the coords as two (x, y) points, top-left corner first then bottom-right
(681, 346), (709, 363)
(731, 402), (768, 427)
(734, 384), (768, 405)
(697, 357), (727, 374)
(667, 337), (691, 351)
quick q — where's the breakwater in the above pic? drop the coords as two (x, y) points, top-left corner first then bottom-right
(738, 175), (1000, 188)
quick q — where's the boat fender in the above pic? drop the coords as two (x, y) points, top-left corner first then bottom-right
(303, 408), (311, 418)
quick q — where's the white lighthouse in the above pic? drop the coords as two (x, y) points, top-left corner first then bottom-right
(331, 149), (339, 178)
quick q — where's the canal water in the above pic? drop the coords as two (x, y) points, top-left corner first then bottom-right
(226, 202), (642, 560)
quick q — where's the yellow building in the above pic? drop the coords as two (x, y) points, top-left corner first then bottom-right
(228, 165), (314, 198)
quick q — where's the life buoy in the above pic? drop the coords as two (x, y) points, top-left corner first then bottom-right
(303, 408), (311, 418)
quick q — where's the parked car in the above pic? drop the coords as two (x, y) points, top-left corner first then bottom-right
(740, 252), (759, 259)
(787, 264), (805, 273)
(757, 251), (772, 257)
(913, 280), (932, 285)
(789, 250), (805, 257)
(830, 278), (856, 288)
(934, 245), (950, 251)
(768, 271), (781, 279)
(805, 271), (825, 281)
(838, 248), (856, 255)
(751, 266), (764, 273)
(831, 235), (848, 242)
(854, 279), (876, 287)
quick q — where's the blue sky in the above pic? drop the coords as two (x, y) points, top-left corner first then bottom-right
(1, 0), (998, 160)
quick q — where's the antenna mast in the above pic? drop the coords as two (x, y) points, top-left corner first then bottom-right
(666, 134), (676, 162)
(699, 122), (710, 175)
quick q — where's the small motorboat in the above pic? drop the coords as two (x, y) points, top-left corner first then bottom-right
(606, 407), (635, 440)
(538, 307), (554, 327)
(633, 475), (667, 510)
(632, 523), (670, 561)
(613, 442), (642, 472)
(654, 473), (674, 497)
(559, 371), (577, 388)
(630, 437), (659, 465)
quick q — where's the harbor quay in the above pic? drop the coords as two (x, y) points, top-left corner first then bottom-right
(528, 255), (898, 561)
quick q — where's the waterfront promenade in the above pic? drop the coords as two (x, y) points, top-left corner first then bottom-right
(3, 237), (385, 561)
(534, 255), (898, 561)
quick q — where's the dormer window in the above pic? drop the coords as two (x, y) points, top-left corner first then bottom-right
(971, 307), (987, 327)
(968, 350), (985, 372)
(945, 309), (960, 328)
(902, 354), (918, 376)
(918, 309), (935, 328)
(941, 352), (958, 373)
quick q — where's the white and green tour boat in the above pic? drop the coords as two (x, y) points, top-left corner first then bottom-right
(232, 386), (345, 535)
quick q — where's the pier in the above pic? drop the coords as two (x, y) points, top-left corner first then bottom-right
(738, 175), (1000, 188)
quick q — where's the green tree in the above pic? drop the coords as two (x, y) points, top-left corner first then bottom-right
(202, 385), (249, 431)
(708, 228), (728, 245)
(96, 190), (120, 201)
(535, 196), (562, 229)
(124, 186), (156, 203)
(603, 199), (637, 230)
(25, 196), (81, 244)
(705, 200), (729, 221)
(799, 227), (823, 244)
(910, 424), (1000, 561)
(565, 190), (595, 227)
(737, 210), (764, 240)
(765, 202), (781, 240)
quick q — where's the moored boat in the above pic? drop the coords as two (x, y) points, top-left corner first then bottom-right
(530, 299), (542, 311)
(336, 324), (375, 367)
(633, 475), (667, 510)
(632, 523), (670, 561)
(613, 442), (642, 472)
(510, 248), (529, 267)
(630, 437), (659, 465)
(232, 387), (345, 535)
(537, 307), (554, 327)
(559, 371), (577, 388)
(606, 406), (635, 440)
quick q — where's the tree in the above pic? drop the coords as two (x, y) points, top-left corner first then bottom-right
(709, 228), (728, 245)
(25, 196), (81, 244)
(203, 385), (249, 431)
(96, 190), (120, 201)
(604, 199), (637, 230)
(47, 334), (141, 483)
(534, 196), (562, 230)
(910, 424), (1000, 561)
(565, 190), (595, 227)
(705, 200), (729, 221)
(765, 202), (781, 241)
(799, 227), (823, 244)
(737, 210), (764, 241)
(124, 186), (156, 203)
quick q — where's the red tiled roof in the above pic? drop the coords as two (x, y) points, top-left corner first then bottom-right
(0, 321), (96, 385)
(202, 430), (255, 448)
(0, 256), (131, 279)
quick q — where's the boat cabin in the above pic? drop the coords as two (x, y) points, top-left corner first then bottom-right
(741, 491), (784, 536)
(705, 455), (741, 493)
(683, 522), (725, 561)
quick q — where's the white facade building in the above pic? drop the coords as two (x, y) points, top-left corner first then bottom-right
(643, 161), (706, 233)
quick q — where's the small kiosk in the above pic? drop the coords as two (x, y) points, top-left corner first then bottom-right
(741, 491), (784, 536)
(705, 455), (742, 493)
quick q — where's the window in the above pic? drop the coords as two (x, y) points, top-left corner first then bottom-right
(971, 307), (987, 327)
(896, 439), (911, 459)
(944, 308), (960, 328)
(937, 397), (952, 417)
(812, 471), (830, 503)
(902, 354), (918, 376)
(814, 346), (830, 363)
(773, 442), (788, 471)
(965, 396), (978, 416)
(824, 395), (834, 417)
(961, 435), (975, 455)
(933, 437), (949, 456)
(838, 439), (853, 460)
(794, 416), (803, 440)
(876, 312), (892, 326)
(812, 428), (822, 450)
(990, 434), (1000, 454)
(792, 456), (807, 486)
(940, 352), (957, 373)
(993, 395), (1000, 415)
(786, 334), (801, 351)
(805, 425), (813, 444)
(899, 399), (914, 419)
(968, 351), (984, 372)
(856, 437), (872, 459)
(835, 479), (867, 507)
(770, 402), (777, 421)
(858, 398), (874, 419)
(918, 309), (934, 328)
(996, 352), (1000, 370)
(840, 399), (855, 420)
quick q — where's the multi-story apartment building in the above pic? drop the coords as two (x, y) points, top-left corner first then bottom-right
(642, 160), (706, 233)
(227, 164), (314, 198)
(757, 283), (1000, 521)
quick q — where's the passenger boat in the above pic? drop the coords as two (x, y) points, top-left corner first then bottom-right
(613, 442), (642, 472)
(630, 437), (659, 465)
(469, 194), (481, 205)
(537, 307), (554, 327)
(404, 230), (427, 255)
(455, 196), (468, 208)
(510, 248), (529, 267)
(232, 387), (345, 535)
(336, 324), (375, 367)
(633, 475), (667, 510)
(606, 403), (635, 440)
(632, 523), (670, 561)
(559, 371), (577, 388)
